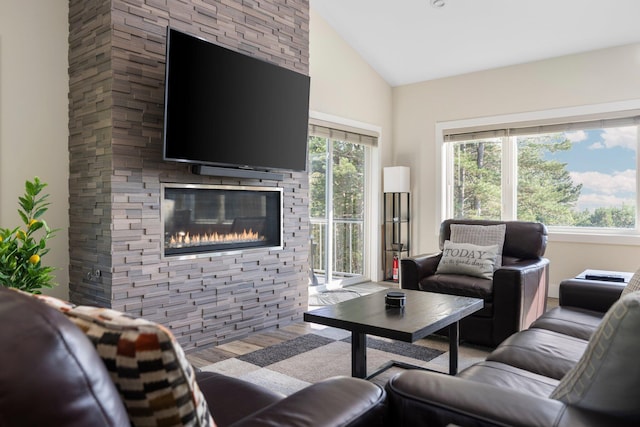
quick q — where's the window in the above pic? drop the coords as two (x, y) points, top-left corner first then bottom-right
(308, 123), (376, 286)
(442, 106), (640, 234)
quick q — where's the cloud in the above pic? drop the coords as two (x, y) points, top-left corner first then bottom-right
(570, 169), (636, 195)
(576, 193), (635, 211)
(600, 126), (637, 150)
(564, 130), (588, 142)
(566, 126), (637, 151)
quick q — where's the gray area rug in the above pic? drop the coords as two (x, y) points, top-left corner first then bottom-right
(198, 331), (452, 396)
(238, 333), (443, 367)
(341, 335), (443, 361)
(238, 334), (335, 366)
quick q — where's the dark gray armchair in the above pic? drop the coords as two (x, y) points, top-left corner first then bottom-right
(401, 219), (549, 347)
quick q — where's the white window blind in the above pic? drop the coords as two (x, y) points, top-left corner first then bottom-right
(444, 111), (640, 142)
(309, 121), (378, 146)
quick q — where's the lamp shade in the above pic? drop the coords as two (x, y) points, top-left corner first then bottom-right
(383, 166), (410, 193)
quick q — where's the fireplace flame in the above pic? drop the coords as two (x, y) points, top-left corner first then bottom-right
(168, 229), (264, 248)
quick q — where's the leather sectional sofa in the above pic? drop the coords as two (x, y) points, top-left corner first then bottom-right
(5, 273), (638, 426)
(385, 277), (640, 426)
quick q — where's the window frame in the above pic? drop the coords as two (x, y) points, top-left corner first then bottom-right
(436, 100), (640, 245)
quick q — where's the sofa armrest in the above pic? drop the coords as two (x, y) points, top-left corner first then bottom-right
(491, 258), (550, 344)
(559, 279), (625, 313)
(231, 376), (386, 427)
(400, 253), (441, 290)
(386, 370), (630, 427)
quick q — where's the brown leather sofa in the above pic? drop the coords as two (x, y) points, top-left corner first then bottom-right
(385, 278), (640, 426)
(0, 287), (386, 427)
(401, 219), (549, 347)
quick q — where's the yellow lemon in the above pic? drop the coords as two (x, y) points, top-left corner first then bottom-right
(29, 219), (39, 228)
(29, 254), (40, 265)
(17, 230), (26, 240)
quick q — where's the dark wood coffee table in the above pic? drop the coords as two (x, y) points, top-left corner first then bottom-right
(304, 289), (483, 379)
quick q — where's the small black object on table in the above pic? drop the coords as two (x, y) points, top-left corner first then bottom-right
(575, 268), (632, 283)
(385, 291), (406, 308)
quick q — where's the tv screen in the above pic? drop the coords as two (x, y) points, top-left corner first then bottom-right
(163, 28), (310, 172)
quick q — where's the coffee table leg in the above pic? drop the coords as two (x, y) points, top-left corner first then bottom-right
(449, 321), (459, 375)
(352, 331), (367, 378)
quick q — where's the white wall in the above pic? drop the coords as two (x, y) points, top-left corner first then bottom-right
(393, 43), (640, 296)
(309, 8), (393, 153)
(0, 0), (69, 298)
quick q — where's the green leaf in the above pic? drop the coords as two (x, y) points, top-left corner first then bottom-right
(33, 207), (49, 219)
(25, 180), (34, 193)
(29, 222), (44, 233)
(18, 211), (29, 224)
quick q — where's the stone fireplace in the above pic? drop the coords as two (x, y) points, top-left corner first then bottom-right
(67, 0), (310, 351)
(162, 184), (283, 258)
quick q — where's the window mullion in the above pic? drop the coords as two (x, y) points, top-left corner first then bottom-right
(443, 141), (454, 219)
(636, 126), (640, 233)
(502, 136), (517, 220)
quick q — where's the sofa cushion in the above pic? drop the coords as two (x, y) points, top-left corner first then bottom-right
(458, 360), (559, 398)
(449, 223), (506, 268)
(530, 306), (604, 341)
(420, 273), (494, 307)
(486, 328), (588, 380)
(621, 267), (640, 297)
(436, 240), (499, 279)
(551, 291), (640, 418)
(30, 293), (216, 427)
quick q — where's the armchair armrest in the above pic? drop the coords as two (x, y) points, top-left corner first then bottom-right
(401, 253), (441, 290)
(492, 258), (550, 344)
(559, 279), (625, 313)
(231, 376), (386, 427)
(386, 370), (631, 427)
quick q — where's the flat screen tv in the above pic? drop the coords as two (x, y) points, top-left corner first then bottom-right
(163, 27), (310, 172)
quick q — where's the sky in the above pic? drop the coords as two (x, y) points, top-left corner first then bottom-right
(543, 126), (637, 211)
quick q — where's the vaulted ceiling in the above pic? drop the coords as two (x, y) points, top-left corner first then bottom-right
(312, 0), (640, 87)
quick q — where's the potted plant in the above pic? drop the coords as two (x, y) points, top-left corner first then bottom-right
(0, 177), (57, 293)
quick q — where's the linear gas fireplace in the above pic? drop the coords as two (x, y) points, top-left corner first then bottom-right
(162, 183), (283, 258)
